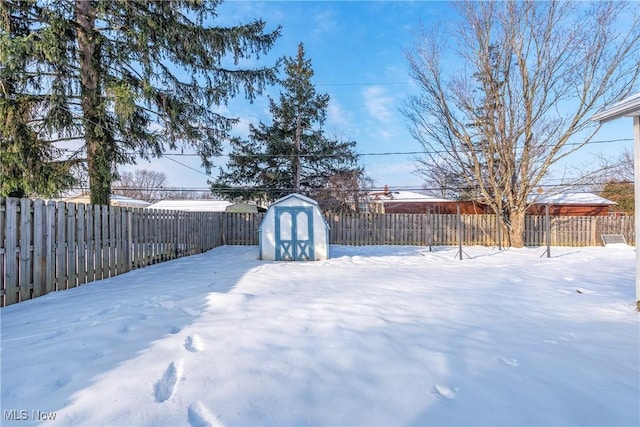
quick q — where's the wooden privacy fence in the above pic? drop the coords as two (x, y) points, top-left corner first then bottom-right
(0, 198), (225, 306)
(324, 213), (636, 247)
(0, 197), (635, 306)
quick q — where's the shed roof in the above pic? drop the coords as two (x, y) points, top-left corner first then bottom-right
(271, 193), (321, 207)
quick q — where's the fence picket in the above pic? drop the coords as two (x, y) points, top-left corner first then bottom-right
(32, 200), (45, 298)
(19, 199), (32, 300)
(85, 204), (95, 283)
(45, 201), (56, 293)
(0, 199), (5, 305)
(67, 203), (77, 289)
(4, 198), (19, 304)
(77, 203), (86, 286)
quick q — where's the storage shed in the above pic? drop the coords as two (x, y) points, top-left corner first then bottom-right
(259, 193), (329, 261)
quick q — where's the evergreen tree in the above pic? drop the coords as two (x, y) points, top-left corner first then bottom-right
(1, 0), (280, 204)
(213, 43), (363, 211)
(1, 2), (79, 197)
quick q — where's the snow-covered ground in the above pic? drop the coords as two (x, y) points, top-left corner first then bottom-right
(1, 244), (638, 427)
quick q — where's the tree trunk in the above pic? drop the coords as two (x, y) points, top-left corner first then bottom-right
(508, 209), (526, 248)
(293, 114), (301, 193)
(75, 0), (111, 206)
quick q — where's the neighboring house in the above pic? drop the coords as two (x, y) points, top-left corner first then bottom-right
(61, 192), (151, 208)
(146, 199), (265, 213)
(527, 192), (617, 217)
(366, 187), (616, 216)
(146, 199), (233, 212)
(366, 187), (488, 214)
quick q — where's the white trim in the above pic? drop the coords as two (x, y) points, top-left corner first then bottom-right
(592, 93), (640, 122)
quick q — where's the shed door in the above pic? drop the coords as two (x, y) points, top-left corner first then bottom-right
(275, 207), (314, 261)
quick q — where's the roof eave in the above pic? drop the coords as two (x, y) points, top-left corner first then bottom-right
(591, 93), (640, 123)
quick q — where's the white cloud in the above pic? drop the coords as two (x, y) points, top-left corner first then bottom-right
(365, 159), (418, 188)
(312, 9), (339, 39)
(326, 98), (354, 131)
(363, 86), (395, 123)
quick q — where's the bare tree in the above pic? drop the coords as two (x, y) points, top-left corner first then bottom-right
(403, 1), (639, 247)
(113, 169), (167, 202)
(310, 170), (372, 213)
(618, 146), (634, 182)
(414, 158), (471, 200)
(163, 189), (215, 200)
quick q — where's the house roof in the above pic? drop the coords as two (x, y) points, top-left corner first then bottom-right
(530, 192), (616, 206)
(592, 93), (640, 122)
(146, 199), (232, 212)
(61, 192), (151, 207)
(110, 195), (153, 207)
(370, 190), (452, 203)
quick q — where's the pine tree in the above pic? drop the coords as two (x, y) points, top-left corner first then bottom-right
(1, 0), (280, 204)
(213, 43), (363, 211)
(1, 2), (79, 197)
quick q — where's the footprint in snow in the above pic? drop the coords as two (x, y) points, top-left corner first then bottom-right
(185, 335), (204, 352)
(159, 300), (175, 310)
(499, 357), (519, 367)
(154, 360), (184, 403)
(188, 401), (222, 427)
(183, 307), (202, 317)
(52, 376), (71, 391)
(432, 384), (456, 400)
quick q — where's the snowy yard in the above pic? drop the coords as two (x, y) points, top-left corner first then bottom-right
(1, 244), (638, 426)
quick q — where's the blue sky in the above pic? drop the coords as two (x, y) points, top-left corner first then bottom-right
(121, 1), (635, 193)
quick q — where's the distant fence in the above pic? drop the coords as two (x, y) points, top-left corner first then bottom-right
(0, 197), (635, 306)
(325, 213), (636, 248)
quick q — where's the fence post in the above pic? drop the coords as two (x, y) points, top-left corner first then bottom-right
(425, 213), (433, 251)
(545, 204), (551, 258)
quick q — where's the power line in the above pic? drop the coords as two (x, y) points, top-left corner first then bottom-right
(104, 180), (629, 195)
(316, 81), (413, 87)
(163, 156), (211, 177)
(61, 137), (632, 158)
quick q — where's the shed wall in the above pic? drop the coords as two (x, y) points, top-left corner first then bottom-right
(259, 195), (329, 261)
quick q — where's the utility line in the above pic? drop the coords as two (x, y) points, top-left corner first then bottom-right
(103, 181), (630, 194)
(59, 138), (633, 158)
(163, 156), (211, 177)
